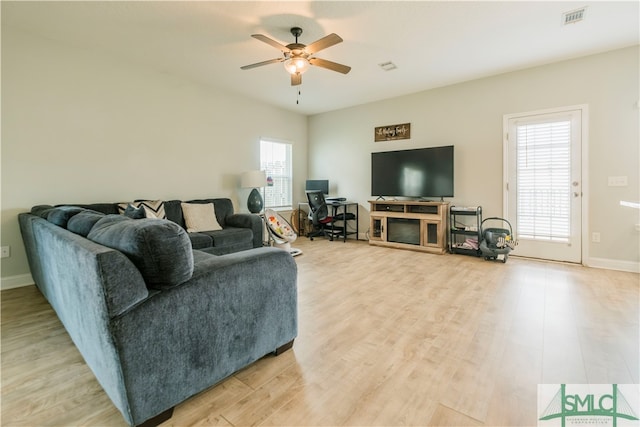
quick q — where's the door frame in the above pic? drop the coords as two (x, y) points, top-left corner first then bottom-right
(502, 104), (589, 265)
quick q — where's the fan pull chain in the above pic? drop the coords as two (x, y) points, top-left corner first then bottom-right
(296, 87), (302, 105)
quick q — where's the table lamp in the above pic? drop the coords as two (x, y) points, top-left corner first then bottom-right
(241, 170), (267, 214)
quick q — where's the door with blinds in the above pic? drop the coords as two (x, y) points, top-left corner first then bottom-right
(505, 108), (583, 263)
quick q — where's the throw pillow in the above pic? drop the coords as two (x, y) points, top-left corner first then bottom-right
(46, 206), (86, 228)
(118, 200), (166, 219)
(124, 203), (146, 219)
(87, 216), (193, 289)
(67, 210), (106, 237)
(181, 203), (222, 232)
(31, 205), (55, 219)
(138, 200), (166, 219)
(117, 202), (129, 215)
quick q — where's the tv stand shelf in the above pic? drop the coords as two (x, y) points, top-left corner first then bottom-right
(369, 200), (449, 254)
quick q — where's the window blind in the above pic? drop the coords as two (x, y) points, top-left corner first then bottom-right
(516, 120), (571, 242)
(260, 139), (292, 209)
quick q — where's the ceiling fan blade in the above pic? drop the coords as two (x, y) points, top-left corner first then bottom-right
(251, 34), (291, 52)
(240, 58), (283, 70)
(305, 33), (343, 54)
(291, 73), (302, 86)
(309, 57), (351, 74)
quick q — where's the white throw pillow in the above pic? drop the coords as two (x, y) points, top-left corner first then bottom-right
(181, 203), (222, 232)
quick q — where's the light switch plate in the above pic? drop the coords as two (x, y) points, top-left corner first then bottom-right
(608, 176), (628, 187)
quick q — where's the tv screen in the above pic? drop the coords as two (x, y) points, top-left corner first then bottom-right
(371, 146), (454, 199)
(306, 179), (329, 195)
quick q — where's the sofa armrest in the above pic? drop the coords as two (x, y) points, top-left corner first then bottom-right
(111, 247), (297, 425)
(19, 214), (149, 425)
(226, 213), (263, 248)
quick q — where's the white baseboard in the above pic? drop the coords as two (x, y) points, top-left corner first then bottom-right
(1, 274), (35, 291)
(587, 257), (640, 273)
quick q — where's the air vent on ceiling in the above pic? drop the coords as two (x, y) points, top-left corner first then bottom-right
(563, 7), (586, 25)
(379, 61), (397, 71)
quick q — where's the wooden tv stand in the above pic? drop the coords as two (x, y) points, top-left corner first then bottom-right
(369, 200), (449, 254)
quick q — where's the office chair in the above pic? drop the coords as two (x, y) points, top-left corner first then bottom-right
(306, 190), (343, 241)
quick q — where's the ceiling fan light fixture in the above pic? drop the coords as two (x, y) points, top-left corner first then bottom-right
(284, 56), (310, 75)
(242, 27), (350, 87)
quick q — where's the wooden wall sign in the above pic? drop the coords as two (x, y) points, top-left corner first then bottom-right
(374, 123), (411, 142)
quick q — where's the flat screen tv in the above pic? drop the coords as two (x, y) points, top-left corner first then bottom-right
(371, 145), (454, 199)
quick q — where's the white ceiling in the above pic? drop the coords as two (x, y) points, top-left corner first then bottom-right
(4, 1), (639, 115)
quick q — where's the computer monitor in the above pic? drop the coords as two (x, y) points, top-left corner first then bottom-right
(305, 179), (329, 195)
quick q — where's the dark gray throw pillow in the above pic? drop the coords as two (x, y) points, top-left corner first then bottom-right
(87, 216), (194, 289)
(31, 205), (55, 218)
(124, 203), (146, 219)
(46, 206), (86, 228)
(67, 210), (106, 237)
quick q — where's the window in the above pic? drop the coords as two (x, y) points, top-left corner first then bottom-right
(515, 119), (571, 242)
(260, 139), (292, 209)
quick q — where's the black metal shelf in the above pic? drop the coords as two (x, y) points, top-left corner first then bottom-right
(449, 206), (482, 256)
(450, 228), (480, 236)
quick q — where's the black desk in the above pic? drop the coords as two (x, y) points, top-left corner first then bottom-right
(298, 201), (359, 242)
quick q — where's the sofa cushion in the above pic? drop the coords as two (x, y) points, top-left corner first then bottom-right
(88, 215), (194, 289)
(197, 239), (253, 256)
(181, 203), (222, 232)
(67, 210), (106, 237)
(199, 227), (253, 251)
(163, 200), (184, 226)
(188, 233), (214, 250)
(46, 206), (86, 228)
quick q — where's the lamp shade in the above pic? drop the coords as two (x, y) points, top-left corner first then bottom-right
(241, 170), (266, 189)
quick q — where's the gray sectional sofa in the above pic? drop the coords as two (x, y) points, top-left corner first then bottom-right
(18, 198), (298, 427)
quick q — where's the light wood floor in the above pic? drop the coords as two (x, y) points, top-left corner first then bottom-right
(2, 239), (638, 426)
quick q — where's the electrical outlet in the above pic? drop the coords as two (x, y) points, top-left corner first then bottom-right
(1, 246), (10, 258)
(591, 232), (601, 243)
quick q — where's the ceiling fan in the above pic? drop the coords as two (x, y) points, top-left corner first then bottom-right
(241, 27), (351, 86)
